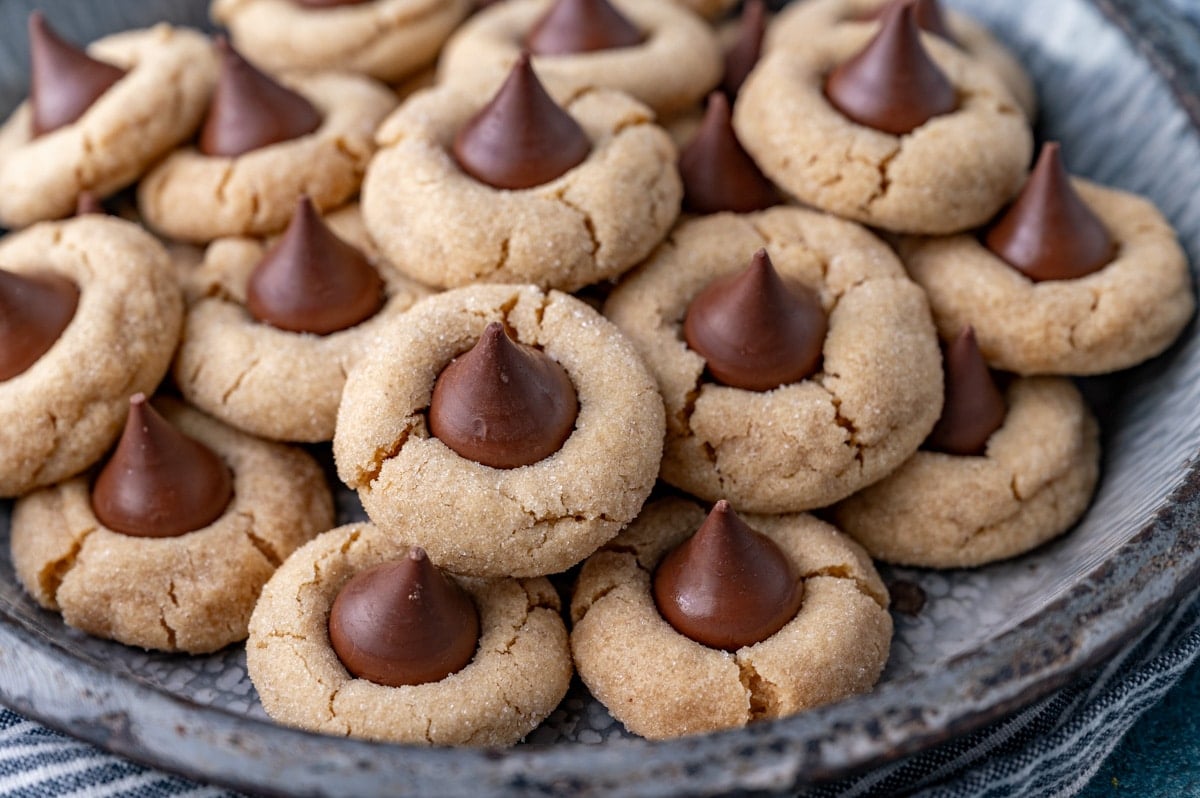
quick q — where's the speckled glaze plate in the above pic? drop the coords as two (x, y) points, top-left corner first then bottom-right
(3, 0), (1200, 795)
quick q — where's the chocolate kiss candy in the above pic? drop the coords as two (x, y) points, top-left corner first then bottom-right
(91, 394), (234, 538)
(0, 268), (79, 381)
(28, 12), (125, 137)
(246, 197), (384, 334)
(653, 500), (804, 651)
(199, 37), (322, 158)
(722, 0), (767, 98)
(452, 55), (591, 190)
(984, 143), (1115, 282)
(684, 249), (826, 391)
(824, 0), (958, 136)
(924, 327), (1006, 456)
(679, 93), (779, 215)
(429, 322), (579, 469)
(864, 0), (954, 43)
(329, 548), (480, 687)
(526, 0), (643, 56)
(75, 191), (105, 216)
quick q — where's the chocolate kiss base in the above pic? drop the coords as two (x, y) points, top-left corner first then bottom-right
(924, 326), (1006, 456)
(526, 0), (643, 56)
(0, 268), (80, 382)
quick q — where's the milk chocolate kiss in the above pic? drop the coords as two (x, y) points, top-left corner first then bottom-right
(199, 37), (322, 158)
(0, 268), (79, 381)
(684, 249), (826, 392)
(429, 322), (579, 469)
(863, 0), (954, 43)
(653, 500), (803, 651)
(924, 327), (1006, 456)
(722, 0), (767, 97)
(75, 191), (105, 216)
(91, 394), (233, 538)
(328, 548), (480, 687)
(28, 12), (125, 137)
(825, 0), (958, 136)
(526, 0), (642, 56)
(679, 93), (778, 215)
(246, 197), (384, 334)
(984, 143), (1115, 282)
(452, 55), (591, 190)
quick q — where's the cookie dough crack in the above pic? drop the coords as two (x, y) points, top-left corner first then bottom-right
(734, 659), (778, 721)
(552, 189), (600, 260)
(158, 609), (178, 650)
(37, 526), (96, 608)
(220, 357), (261, 404)
(240, 512), (283, 567)
(803, 567), (886, 609)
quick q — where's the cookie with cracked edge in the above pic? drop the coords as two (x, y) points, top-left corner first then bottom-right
(247, 522), (572, 745)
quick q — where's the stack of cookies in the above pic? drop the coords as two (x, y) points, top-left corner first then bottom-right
(0, 0), (1191, 747)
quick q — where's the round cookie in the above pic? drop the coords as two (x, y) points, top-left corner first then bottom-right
(333, 284), (665, 577)
(833, 377), (1099, 568)
(734, 26), (1032, 235)
(247, 523), (572, 745)
(139, 70), (397, 243)
(211, 0), (471, 84)
(603, 208), (943, 513)
(901, 179), (1195, 375)
(10, 398), (334, 654)
(0, 25), (217, 229)
(437, 0), (722, 116)
(361, 82), (680, 292)
(765, 0), (1037, 119)
(570, 497), (892, 740)
(173, 204), (433, 442)
(0, 216), (182, 498)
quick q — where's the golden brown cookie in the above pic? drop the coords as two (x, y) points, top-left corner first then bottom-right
(10, 398), (334, 654)
(361, 82), (681, 292)
(901, 179), (1194, 375)
(0, 25), (217, 228)
(247, 523), (572, 745)
(333, 284), (665, 577)
(437, 0), (722, 116)
(734, 26), (1031, 234)
(211, 0), (471, 83)
(834, 378), (1099, 568)
(0, 216), (182, 498)
(173, 205), (433, 442)
(571, 497), (892, 740)
(138, 70), (397, 243)
(603, 208), (943, 513)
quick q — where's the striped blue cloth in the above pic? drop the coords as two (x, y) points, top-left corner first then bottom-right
(3, 586), (1200, 797)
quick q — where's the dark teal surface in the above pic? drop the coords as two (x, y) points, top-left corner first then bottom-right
(1082, 658), (1200, 796)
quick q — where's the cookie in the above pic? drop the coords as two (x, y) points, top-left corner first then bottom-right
(833, 377), (1100, 568)
(0, 216), (182, 498)
(0, 23), (217, 228)
(765, 0), (1037, 119)
(333, 284), (665, 577)
(10, 397), (334, 654)
(570, 497), (891, 739)
(603, 208), (943, 513)
(211, 0), (471, 84)
(734, 15), (1032, 234)
(361, 68), (681, 291)
(247, 523), (572, 745)
(173, 202), (432, 442)
(437, 0), (722, 116)
(139, 64), (397, 243)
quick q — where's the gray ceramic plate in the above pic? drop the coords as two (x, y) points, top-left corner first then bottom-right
(3, 0), (1200, 795)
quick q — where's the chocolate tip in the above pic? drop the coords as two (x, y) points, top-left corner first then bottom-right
(129, 392), (147, 407)
(214, 34), (231, 51)
(408, 547), (428, 562)
(712, 499), (732, 514)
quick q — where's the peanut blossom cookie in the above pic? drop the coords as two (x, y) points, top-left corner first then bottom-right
(0, 16), (217, 228)
(0, 216), (182, 497)
(362, 57), (680, 292)
(604, 207), (942, 513)
(438, 0), (722, 116)
(766, 0), (1037, 119)
(173, 199), (432, 442)
(735, 2), (1032, 235)
(571, 498), (891, 739)
(11, 396), (334, 653)
(834, 328), (1100, 568)
(211, 0), (471, 84)
(248, 523), (572, 745)
(903, 143), (1194, 375)
(138, 39), (396, 243)
(334, 284), (665, 577)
